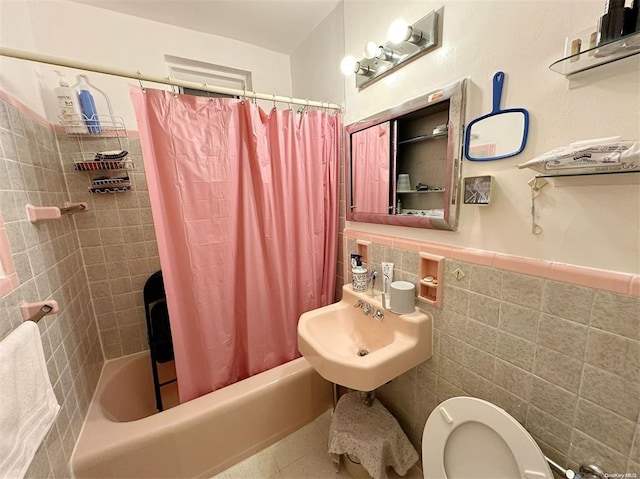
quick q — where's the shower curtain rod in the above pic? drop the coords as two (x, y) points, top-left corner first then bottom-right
(0, 47), (343, 111)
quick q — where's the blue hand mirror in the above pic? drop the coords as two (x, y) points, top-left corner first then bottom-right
(464, 71), (529, 161)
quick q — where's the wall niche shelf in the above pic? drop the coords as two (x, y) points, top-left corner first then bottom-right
(417, 252), (444, 308)
(549, 31), (640, 76)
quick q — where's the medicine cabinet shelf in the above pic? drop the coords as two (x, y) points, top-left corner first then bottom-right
(397, 132), (448, 145)
(417, 252), (444, 308)
(397, 189), (444, 194)
(549, 31), (640, 76)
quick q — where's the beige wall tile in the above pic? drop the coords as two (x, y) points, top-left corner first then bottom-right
(533, 346), (583, 394)
(493, 358), (532, 400)
(541, 280), (593, 325)
(417, 360), (437, 392)
(591, 291), (640, 340)
(526, 405), (572, 456)
(437, 310), (467, 340)
(439, 356), (465, 389)
(530, 376), (577, 422)
(118, 208), (142, 226)
(461, 369), (492, 401)
(463, 343), (495, 381)
(585, 329), (640, 382)
(574, 398), (635, 455)
(401, 249), (419, 275)
(468, 292), (500, 327)
(537, 313), (588, 361)
(100, 227), (124, 245)
(491, 386), (527, 424)
(469, 265), (502, 298)
(443, 286), (469, 315)
(464, 318), (497, 352)
(501, 271), (544, 309)
(580, 364), (640, 421)
(439, 332), (465, 362)
(495, 331), (536, 371)
(436, 377), (465, 402)
(78, 228), (101, 247)
(569, 429), (628, 473)
(499, 302), (539, 340)
(82, 246), (105, 266)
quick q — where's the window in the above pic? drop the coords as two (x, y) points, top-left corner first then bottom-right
(165, 55), (251, 98)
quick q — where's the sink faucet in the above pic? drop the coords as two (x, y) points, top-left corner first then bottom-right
(368, 270), (378, 295)
(362, 303), (374, 315)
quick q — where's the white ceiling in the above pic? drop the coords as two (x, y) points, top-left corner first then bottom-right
(69, 0), (341, 54)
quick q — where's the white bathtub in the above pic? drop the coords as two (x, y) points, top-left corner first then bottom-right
(72, 352), (333, 478)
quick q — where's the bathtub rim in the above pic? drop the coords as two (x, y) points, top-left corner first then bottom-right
(71, 352), (332, 478)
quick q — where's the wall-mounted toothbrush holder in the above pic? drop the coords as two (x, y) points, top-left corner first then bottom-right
(20, 300), (59, 322)
(27, 202), (89, 223)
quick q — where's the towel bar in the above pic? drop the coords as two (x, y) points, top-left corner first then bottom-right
(19, 300), (59, 323)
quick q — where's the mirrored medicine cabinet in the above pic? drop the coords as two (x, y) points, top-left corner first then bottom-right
(345, 79), (467, 231)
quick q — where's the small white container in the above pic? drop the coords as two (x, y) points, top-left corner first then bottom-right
(397, 174), (411, 192)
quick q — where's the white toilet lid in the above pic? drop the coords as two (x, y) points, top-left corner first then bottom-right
(422, 397), (553, 479)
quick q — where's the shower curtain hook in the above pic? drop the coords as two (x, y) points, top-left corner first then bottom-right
(251, 91), (257, 105)
(288, 96), (293, 110)
(204, 82), (213, 102)
(272, 93), (277, 111)
(241, 84), (246, 104)
(167, 76), (178, 97)
(136, 71), (146, 93)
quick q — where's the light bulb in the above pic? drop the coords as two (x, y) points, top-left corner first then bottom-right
(388, 19), (411, 44)
(364, 41), (381, 59)
(340, 55), (358, 76)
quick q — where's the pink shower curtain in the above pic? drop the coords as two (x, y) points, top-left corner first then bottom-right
(131, 88), (339, 403)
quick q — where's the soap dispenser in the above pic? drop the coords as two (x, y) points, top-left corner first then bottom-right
(54, 71), (86, 134)
(350, 254), (368, 292)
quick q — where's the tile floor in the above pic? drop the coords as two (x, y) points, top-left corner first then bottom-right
(212, 409), (423, 479)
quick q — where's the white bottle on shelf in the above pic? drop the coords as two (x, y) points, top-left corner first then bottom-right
(54, 70), (87, 134)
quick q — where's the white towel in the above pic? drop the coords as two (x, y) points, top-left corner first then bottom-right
(0, 321), (60, 479)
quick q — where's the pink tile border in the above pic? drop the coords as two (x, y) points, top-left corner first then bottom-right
(343, 229), (640, 298)
(0, 88), (50, 127)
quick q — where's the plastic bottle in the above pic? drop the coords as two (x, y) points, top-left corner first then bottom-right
(54, 71), (86, 134)
(77, 76), (101, 134)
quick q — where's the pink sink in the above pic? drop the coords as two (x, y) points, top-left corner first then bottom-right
(298, 285), (433, 392)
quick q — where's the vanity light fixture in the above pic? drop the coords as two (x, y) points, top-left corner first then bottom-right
(340, 55), (376, 76)
(387, 19), (427, 45)
(341, 9), (440, 89)
(363, 42), (401, 62)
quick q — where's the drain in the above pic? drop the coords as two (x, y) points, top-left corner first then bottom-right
(357, 349), (369, 357)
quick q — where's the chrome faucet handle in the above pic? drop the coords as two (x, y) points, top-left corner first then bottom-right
(363, 303), (374, 315)
(355, 300), (365, 308)
(373, 309), (384, 321)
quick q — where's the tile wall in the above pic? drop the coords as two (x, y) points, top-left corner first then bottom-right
(346, 236), (640, 477)
(57, 133), (160, 359)
(0, 97), (103, 478)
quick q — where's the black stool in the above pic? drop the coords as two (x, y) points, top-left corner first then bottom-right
(143, 271), (177, 411)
